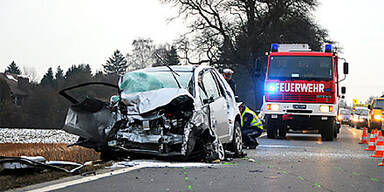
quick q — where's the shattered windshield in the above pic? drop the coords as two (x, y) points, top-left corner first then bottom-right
(119, 71), (192, 94)
(268, 56), (333, 81)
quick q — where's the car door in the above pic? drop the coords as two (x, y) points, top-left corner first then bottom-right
(200, 70), (230, 140)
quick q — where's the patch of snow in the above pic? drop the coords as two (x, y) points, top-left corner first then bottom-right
(6, 75), (18, 82)
(0, 128), (79, 143)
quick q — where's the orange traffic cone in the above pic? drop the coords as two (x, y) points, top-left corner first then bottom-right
(365, 129), (376, 151)
(359, 127), (369, 144)
(375, 129), (379, 145)
(372, 129), (377, 143)
(379, 154), (384, 166)
(371, 131), (384, 158)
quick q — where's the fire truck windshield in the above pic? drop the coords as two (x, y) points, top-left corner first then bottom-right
(268, 56), (333, 81)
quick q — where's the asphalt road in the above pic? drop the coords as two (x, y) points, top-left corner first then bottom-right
(34, 125), (384, 192)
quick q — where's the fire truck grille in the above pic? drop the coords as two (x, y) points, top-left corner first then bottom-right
(268, 94), (316, 102)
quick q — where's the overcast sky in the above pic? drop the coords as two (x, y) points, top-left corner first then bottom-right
(0, 0), (383, 104)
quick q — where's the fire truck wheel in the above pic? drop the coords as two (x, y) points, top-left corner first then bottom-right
(266, 116), (277, 139)
(267, 126), (277, 139)
(320, 118), (335, 141)
(278, 126), (287, 138)
(333, 125), (338, 138)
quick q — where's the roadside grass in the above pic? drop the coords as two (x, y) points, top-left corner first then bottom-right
(0, 143), (100, 163)
(0, 143), (102, 191)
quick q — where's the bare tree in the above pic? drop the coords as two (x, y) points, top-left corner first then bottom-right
(162, 0), (332, 108)
(126, 38), (156, 71)
(163, 0), (327, 66)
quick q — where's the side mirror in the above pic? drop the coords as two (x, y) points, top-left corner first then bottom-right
(368, 105), (371, 110)
(341, 86), (346, 94)
(343, 62), (349, 74)
(203, 97), (214, 104)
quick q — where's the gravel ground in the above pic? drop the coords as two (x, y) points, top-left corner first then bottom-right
(0, 128), (79, 143)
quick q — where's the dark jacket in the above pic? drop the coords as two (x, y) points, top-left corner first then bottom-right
(226, 79), (236, 95)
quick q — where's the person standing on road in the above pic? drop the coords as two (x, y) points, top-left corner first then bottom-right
(239, 103), (263, 149)
(223, 68), (237, 95)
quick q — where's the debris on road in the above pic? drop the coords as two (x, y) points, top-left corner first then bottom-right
(105, 160), (219, 169)
(0, 156), (86, 174)
(248, 158), (256, 163)
(0, 156), (108, 191)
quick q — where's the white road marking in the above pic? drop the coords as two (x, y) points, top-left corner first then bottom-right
(26, 160), (218, 192)
(258, 145), (310, 149)
(26, 166), (145, 192)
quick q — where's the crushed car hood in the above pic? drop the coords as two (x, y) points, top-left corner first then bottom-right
(120, 88), (193, 115)
(63, 88), (194, 147)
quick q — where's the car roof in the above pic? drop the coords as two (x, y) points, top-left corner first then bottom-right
(138, 65), (197, 72)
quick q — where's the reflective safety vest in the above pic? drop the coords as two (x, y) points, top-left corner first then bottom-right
(241, 106), (263, 130)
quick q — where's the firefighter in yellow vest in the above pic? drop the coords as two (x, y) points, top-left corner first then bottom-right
(239, 103), (263, 149)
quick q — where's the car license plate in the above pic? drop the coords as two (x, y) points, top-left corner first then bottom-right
(293, 104), (306, 109)
(271, 114), (278, 118)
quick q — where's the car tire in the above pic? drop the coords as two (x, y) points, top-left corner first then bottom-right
(204, 138), (225, 162)
(230, 121), (243, 157)
(217, 140), (225, 161)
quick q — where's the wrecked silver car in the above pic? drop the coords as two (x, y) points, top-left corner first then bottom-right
(60, 65), (243, 161)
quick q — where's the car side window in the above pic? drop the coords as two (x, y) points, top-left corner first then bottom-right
(198, 72), (208, 102)
(210, 70), (225, 97)
(202, 71), (220, 100)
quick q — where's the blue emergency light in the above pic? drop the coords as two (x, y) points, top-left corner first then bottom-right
(267, 83), (277, 94)
(271, 44), (279, 52)
(324, 44), (332, 53)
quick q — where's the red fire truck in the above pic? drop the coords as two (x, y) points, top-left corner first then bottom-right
(263, 44), (348, 141)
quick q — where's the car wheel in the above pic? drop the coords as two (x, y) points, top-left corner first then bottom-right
(205, 138), (225, 162)
(230, 121), (243, 157)
(217, 140), (225, 160)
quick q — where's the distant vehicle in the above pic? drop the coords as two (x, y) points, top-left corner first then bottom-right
(338, 108), (352, 125)
(60, 65), (243, 161)
(351, 108), (369, 129)
(262, 44), (348, 141)
(368, 97), (384, 131)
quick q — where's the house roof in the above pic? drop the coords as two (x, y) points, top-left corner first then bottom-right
(0, 73), (29, 96)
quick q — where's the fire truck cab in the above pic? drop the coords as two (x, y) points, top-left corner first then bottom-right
(263, 44), (348, 141)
